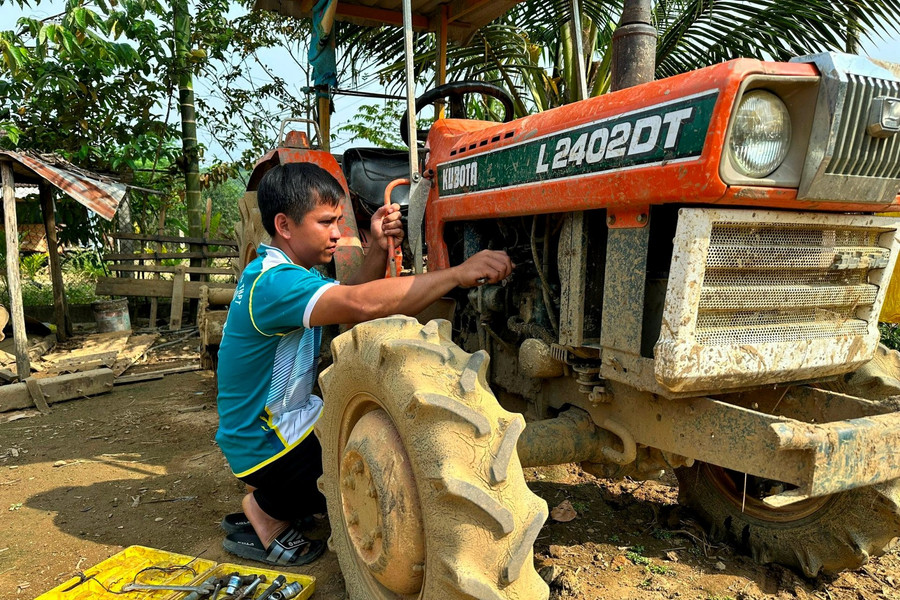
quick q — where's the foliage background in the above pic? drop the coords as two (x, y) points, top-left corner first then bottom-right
(1, 0), (899, 311)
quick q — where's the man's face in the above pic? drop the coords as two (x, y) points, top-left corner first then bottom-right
(281, 202), (343, 268)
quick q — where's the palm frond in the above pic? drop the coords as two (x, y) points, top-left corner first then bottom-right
(332, 0), (900, 113)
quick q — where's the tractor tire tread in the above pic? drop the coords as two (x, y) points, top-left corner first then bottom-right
(317, 316), (548, 599)
(676, 464), (900, 577)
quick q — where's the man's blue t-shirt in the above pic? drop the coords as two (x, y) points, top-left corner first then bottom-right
(215, 244), (337, 477)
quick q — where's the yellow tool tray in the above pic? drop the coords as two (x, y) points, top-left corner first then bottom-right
(36, 545), (315, 600)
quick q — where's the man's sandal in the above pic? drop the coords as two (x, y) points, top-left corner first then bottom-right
(222, 527), (325, 566)
(220, 512), (252, 534)
(220, 512), (323, 535)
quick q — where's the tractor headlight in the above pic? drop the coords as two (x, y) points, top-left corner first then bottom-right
(729, 90), (792, 178)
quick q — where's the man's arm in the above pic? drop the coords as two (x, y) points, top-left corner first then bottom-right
(309, 250), (512, 326)
(343, 203), (403, 285)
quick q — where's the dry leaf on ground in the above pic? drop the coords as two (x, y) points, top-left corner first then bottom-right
(550, 499), (577, 522)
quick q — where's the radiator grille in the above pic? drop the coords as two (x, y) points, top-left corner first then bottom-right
(825, 74), (900, 178)
(696, 222), (890, 346)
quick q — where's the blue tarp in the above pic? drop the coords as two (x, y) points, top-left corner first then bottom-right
(309, 0), (337, 91)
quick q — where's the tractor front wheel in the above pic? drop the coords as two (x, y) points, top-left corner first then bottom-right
(675, 463), (900, 577)
(317, 316), (549, 600)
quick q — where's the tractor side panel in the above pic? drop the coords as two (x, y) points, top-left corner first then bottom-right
(421, 59), (900, 270)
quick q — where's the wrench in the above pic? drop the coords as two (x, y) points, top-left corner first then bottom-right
(121, 582), (216, 593)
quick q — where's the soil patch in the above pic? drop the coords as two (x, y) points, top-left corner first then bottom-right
(0, 368), (897, 599)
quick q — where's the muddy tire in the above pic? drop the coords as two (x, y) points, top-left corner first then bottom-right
(236, 190), (270, 274)
(317, 316), (549, 600)
(675, 463), (900, 577)
(822, 344), (900, 403)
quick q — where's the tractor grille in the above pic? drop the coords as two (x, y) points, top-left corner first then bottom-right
(825, 74), (900, 178)
(655, 209), (900, 393)
(696, 223), (889, 346)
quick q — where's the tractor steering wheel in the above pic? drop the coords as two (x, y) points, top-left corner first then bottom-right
(400, 81), (516, 146)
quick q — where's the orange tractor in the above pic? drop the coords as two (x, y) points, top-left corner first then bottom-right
(217, 0), (900, 597)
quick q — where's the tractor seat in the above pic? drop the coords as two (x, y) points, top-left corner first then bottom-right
(342, 148), (411, 217)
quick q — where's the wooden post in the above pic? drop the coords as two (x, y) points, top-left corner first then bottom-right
(40, 182), (71, 341)
(202, 195), (212, 278)
(169, 265), (186, 330)
(1, 161), (31, 379)
(25, 377), (51, 414)
(318, 93), (331, 152)
(435, 5), (449, 120)
(148, 204), (166, 330)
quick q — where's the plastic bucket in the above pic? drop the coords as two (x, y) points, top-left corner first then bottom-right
(92, 298), (131, 333)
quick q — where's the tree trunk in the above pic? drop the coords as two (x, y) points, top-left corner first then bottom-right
(174, 0), (202, 243)
(174, 0), (203, 324)
(845, 2), (861, 53)
(40, 183), (71, 341)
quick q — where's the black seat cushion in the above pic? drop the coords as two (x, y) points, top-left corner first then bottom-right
(342, 148), (410, 217)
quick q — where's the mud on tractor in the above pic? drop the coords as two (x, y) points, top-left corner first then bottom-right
(217, 0), (900, 597)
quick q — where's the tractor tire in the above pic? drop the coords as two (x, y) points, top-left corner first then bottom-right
(317, 316), (549, 600)
(821, 343), (900, 403)
(236, 190), (270, 273)
(675, 463), (900, 577)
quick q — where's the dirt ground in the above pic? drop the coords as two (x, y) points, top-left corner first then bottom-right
(2, 346), (900, 599)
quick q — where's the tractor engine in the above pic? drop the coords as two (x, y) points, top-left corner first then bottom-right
(447, 216), (567, 403)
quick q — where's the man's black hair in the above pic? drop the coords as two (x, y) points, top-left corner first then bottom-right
(257, 162), (344, 236)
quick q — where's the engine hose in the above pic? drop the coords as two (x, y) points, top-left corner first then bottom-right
(530, 215), (559, 336)
(507, 317), (556, 346)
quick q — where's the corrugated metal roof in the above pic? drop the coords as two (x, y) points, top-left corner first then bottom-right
(0, 151), (127, 221)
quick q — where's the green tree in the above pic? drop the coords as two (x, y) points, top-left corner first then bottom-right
(335, 101), (408, 150)
(0, 0), (176, 172)
(0, 0), (253, 244)
(0, 0), (183, 244)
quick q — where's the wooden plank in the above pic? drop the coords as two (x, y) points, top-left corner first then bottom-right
(0, 369), (114, 413)
(111, 233), (237, 246)
(0, 348), (16, 367)
(103, 251), (238, 261)
(41, 333), (156, 376)
(42, 332), (129, 362)
(199, 307), (227, 347)
(1, 161), (30, 379)
(50, 358), (104, 374)
(44, 350), (119, 370)
(95, 277), (235, 299)
(27, 334), (56, 362)
(110, 333), (158, 376)
(115, 364), (200, 385)
(108, 264), (234, 276)
(169, 266), (186, 330)
(25, 377), (51, 414)
(41, 183), (71, 340)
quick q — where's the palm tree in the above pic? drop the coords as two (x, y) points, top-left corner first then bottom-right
(339, 0), (900, 114)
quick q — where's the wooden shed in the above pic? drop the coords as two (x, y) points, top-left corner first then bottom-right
(0, 151), (128, 379)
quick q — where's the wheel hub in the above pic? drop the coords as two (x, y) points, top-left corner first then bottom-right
(341, 408), (425, 594)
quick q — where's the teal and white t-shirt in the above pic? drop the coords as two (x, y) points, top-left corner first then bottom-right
(215, 244), (337, 477)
